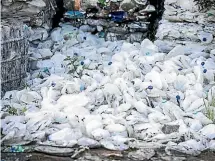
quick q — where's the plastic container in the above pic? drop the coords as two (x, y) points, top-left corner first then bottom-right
(198, 31), (213, 44)
(109, 11), (127, 22)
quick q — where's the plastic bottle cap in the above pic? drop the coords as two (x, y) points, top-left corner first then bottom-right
(51, 82), (56, 87)
(81, 61), (84, 65)
(176, 95), (180, 100)
(148, 86), (153, 90)
(193, 111), (200, 115)
(178, 68), (183, 71)
(108, 62), (112, 65)
(201, 62), (205, 66)
(203, 69), (207, 73)
(203, 38), (207, 42)
(43, 67), (49, 73)
(146, 52), (150, 56)
(80, 85), (85, 91)
(162, 99), (167, 103)
(10, 146), (16, 152)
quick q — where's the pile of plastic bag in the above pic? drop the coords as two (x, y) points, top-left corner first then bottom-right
(155, 0), (215, 53)
(1, 23), (215, 156)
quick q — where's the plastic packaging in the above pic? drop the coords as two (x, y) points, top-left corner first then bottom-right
(48, 128), (82, 141)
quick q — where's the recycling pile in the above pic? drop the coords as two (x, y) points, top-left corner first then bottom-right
(154, 0), (215, 53)
(1, 22), (215, 156)
(63, 0), (156, 42)
(1, 0), (56, 49)
(1, 0), (56, 28)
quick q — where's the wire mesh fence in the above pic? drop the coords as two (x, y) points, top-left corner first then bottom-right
(1, 19), (29, 96)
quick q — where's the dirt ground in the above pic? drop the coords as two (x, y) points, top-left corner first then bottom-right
(1, 149), (215, 161)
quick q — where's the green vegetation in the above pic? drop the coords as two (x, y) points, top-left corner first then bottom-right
(64, 55), (91, 78)
(204, 96), (215, 123)
(21, 106), (28, 114)
(6, 106), (18, 115)
(4, 105), (27, 116)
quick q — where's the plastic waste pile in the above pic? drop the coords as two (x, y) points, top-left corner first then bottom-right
(1, 22), (215, 155)
(62, 0), (156, 42)
(1, 0), (56, 49)
(155, 0), (215, 53)
(1, 0), (56, 28)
